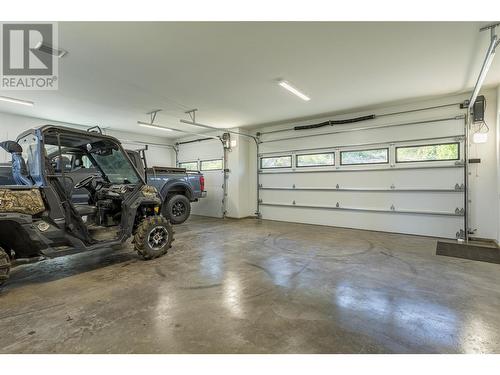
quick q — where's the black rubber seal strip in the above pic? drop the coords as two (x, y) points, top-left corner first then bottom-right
(294, 114), (376, 130)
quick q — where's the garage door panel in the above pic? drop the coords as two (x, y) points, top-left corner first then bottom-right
(260, 205), (462, 238)
(178, 139), (224, 218)
(178, 139), (222, 161)
(260, 190), (462, 212)
(260, 119), (463, 154)
(260, 168), (463, 190)
(259, 110), (466, 239)
(190, 170), (224, 218)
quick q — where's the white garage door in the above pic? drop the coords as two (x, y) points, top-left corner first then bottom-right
(178, 139), (225, 218)
(258, 107), (466, 239)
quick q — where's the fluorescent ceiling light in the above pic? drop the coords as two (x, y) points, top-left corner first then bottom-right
(139, 121), (220, 140)
(0, 95), (34, 106)
(278, 80), (310, 101)
(137, 121), (173, 132)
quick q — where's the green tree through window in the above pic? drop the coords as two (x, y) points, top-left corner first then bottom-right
(396, 143), (459, 162)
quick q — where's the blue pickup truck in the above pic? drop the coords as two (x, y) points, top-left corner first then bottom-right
(126, 150), (206, 224)
(0, 149), (206, 224)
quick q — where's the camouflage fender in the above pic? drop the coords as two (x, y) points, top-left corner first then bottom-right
(0, 188), (45, 215)
(141, 184), (160, 199)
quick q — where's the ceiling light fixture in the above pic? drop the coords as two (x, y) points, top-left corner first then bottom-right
(137, 121), (174, 132)
(278, 80), (310, 101)
(0, 95), (34, 107)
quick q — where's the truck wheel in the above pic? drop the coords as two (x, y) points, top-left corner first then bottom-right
(164, 195), (191, 225)
(134, 216), (174, 260)
(0, 247), (11, 287)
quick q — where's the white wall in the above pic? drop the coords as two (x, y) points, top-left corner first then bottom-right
(0, 112), (175, 166)
(497, 85), (500, 243)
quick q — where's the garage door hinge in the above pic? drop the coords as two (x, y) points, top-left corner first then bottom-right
(455, 208), (465, 215)
(454, 183), (465, 191)
(258, 198), (263, 203)
(336, 184), (339, 189)
(390, 184), (395, 190)
(460, 100), (470, 109)
(336, 202), (340, 208)
(456, 229), (465, 239)
(292, 184), (296, 189)
(258, 183), (263, 188)
(292, 200), (296, 205)
(390, 204), (395, 211)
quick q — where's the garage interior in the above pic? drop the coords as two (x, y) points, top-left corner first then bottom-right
(1, 21), (500, 353)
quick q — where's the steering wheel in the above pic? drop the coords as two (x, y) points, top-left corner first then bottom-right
(74, 175), (96, 189)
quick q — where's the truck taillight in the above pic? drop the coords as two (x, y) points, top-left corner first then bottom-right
(200, 176), (205, 192)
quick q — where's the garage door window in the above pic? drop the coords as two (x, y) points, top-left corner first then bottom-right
(340, 148), (388, 165)
(260, 156), (292, 169)
(296, 152), (334, 167)
(396, 143), (459, 163)
(201, 159), (223, 171)
(179, 161), (198, 171)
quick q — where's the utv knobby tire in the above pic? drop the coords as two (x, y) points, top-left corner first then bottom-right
(134, 216), (174, 260)
(163, 194), (191, 225)
(0, 247), (11, 287)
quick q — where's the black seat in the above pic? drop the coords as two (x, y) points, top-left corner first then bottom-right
(74, 204), (97, 216)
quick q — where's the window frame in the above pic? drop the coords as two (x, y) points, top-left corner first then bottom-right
(295, 151), (335, 168)
(260, 155), (293, 169)
(395, 142), (460, 164)
(340, 147), (389, 166)
(200, 159), (224, 171)
(179, 161), (199, 171)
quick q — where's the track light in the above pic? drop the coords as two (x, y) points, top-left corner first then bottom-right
(0, 95), (34, 106)
(278, 80), (310, 101)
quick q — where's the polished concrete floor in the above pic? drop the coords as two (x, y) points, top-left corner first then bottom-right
(1, 216), (499, 353)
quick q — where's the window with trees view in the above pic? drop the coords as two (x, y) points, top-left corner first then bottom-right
(179, 161), (198, 171)
(260, 155), (292, 169)
(396, 143), (459, 163)
(296, 152), (334, 167)
(340, 148), (388, 165)
(201, 159), (223, 171)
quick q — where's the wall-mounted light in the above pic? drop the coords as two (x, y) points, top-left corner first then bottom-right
(473, 132), (488, 144)
(137, 121), (173, 132)
(472, 119), (489, 144)
(0, 95), (34, 107)
(278, 80), (310, 101)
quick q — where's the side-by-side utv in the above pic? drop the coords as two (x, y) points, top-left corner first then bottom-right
(0, 125), (174, 287)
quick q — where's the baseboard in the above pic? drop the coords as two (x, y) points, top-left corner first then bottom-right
(436, 239), (500, 264)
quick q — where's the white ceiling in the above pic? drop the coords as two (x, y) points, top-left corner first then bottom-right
(0, 22), (499, 138)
